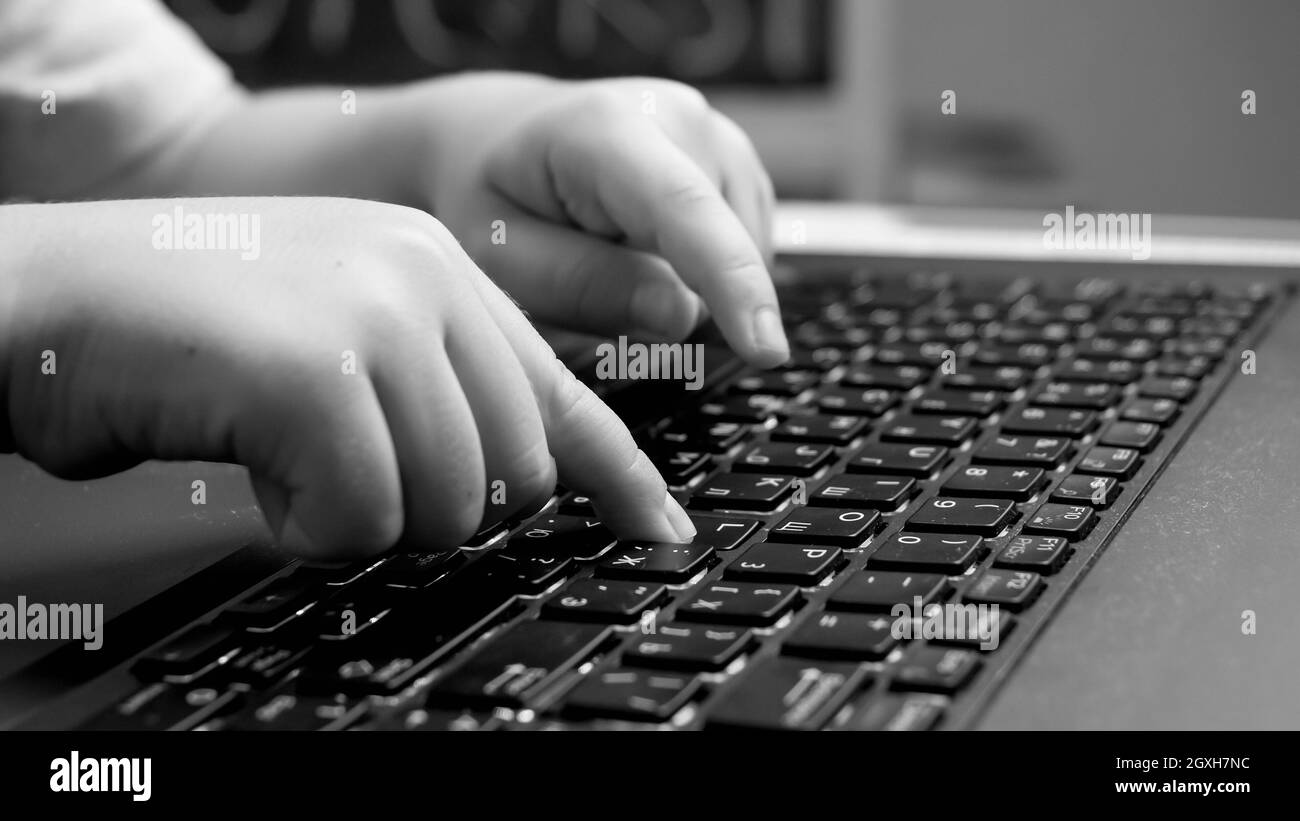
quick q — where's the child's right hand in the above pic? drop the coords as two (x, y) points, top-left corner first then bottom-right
(0, 197), (695, 559)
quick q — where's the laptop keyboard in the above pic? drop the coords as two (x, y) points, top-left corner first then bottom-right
(78, 269), (1286, 731)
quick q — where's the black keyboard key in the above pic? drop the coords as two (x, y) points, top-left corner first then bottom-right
(1051, 474), (1121, 508)
(596, 542), (714, 583)
(873, 341), (949, 367)
(971, 341), (1057, 367)
(828, 571), (948, 613)
(880, 414), (978, 446)
(369, 549), (465, 591)
(726, 543), (843, 585)
(475, 550), (574, 594)
(85, 682), (243, 731)
(316, 593), (395, 640)
(867, 533), (985, 574)
(1077, 445), (1141, 479)
(1002, 406), (1096, 437)
(1023, 503), (1096, 540)
(1099, 421), (1161, 452)
(784, 610), (900, 661)
(1139, 375), (1197, 401)
(942, 465), (1046, 501)
(768, 507), (881, 548)
(1053, 357), (1140, 383)
(1156, 355), (1212, 379)
(220, 639), (311, 689)
(891, 646), (981, 694)
(1032, 381), (1121, 410)
(811, 473), (916, 510)
(1121, 397), (1180, 425)
(835, 693), (946, 731)
(994, 535), (1072, 574)
(511, 515), (617, 561)
(782, 346), (847, 371)
(914, 389), (1003, 417)
(687, 515), (761, 551)
(1164, 337), (1227, 360)
(734, 442), (834, 476)
(842, 363), (928, 390)
(964, 569), (1044, 611)
(690, 473), (796, 512)
(221, 576), (319, 632)
(731, 369), (819, 397)
(542, 579), (665, 624)
(942, 365), (1030, 391)
(564, 669), (700, 722)
(699, 395), (782, 424)
(818, 386), (898, 417)
(647, 446), (713, 486)
(557, 492), (595, 515)
(1075, 336), (1158, 361)
(678, 582), (801, 626)
(973, 434), (1072, 468)
(132, 623), (241, 681)
(623, 623), (753, 671)
(226, 692), (367, 731)
(428, 620), (613, 709)
(657, 418), (748, 453)
(928, 608), (1015, 651)
(847, 443), (949, 477)
(707, 657), (870, 730)
(770, 414), (867, 445)
(908, 497), (1017, 536)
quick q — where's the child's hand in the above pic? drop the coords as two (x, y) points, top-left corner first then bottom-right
(416, 74), (787, 367)
(0, 197), (695, 559)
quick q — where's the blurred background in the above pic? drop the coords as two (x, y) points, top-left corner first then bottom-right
(165, 0), (1300, 218)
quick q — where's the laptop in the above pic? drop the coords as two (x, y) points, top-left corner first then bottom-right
(2, 249), (1297, 731)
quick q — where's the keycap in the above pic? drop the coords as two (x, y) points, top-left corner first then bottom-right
(867, 533), (985, 574)
(880, 414), (978, 446)
(1156, 355), (1212, 379)
(733, 442), (834, 476)
(891, 646), (981, 694)
(678, 582), (801, 626)
(657, 418), (748, 453)
(973, 434), (1072, 468)
(699, 394), (781, 424)
(1023, 503), (1096, 540)
(1051, 474), (1121, 508)
(842, 363), (928, 390)
(1001, 406), (1096, 437)
(731, 369), (819, 397)
(563, 669), (700, 722)
(726, 543), (843, 585)
(84, 682), (243, 731)
(783, 610), (899, 661)
(1032, 381), (1120, 409)
(1164, 337), (1227, 360)
(511, 515), (617, 561)
(834, 694), (946, 731)
(928, 608), (1015, 651)
(707, 657), (871, 730)
(1139, 375), (1197, 401)
(1121, 397), (1180, 425)
(1074, 336), (1158, 361)
(686, 515), (761, 551)
(596, 542), (714, 583)
(994, 534), (1072, 574)
(770, 414), (867, 445)
(427, 620), (613, 709)
(541, 579), (665, 624)
(782, 346), (847, 371)
(221, 576), (319, 631)
(828, 571), (948, 613)
(847, 443), (949, 477)
(647, 445), (712, 485)
(623, 623), (753, 671)
(818, 386), (897, 416)
(971, 342), (1056, 367)
(907, 497), (1017, 536)
(768, 507), (881, 547)
(557, 492), (595, 515)
(1052, 357), (1139, 383)
(132, 623), (241, 681)
(316, 594), (394, 640)
(1100, 421), (1161, 451)
(474, 550), (574, 594)
(225, 692), (367, 731)
(942, 365), (1030, 391)
(690, 473), (796, 512)
(369, 549), (465, 590)
(914, 389), (1003, 417)
(873, 341), (950, 367)
(964, 569), (1044, 611)
(811, 473), (916, 510)
(1077, 445), (1141, 479)
(942, 465), (1046, 501)
(219, 640), (311, 689)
